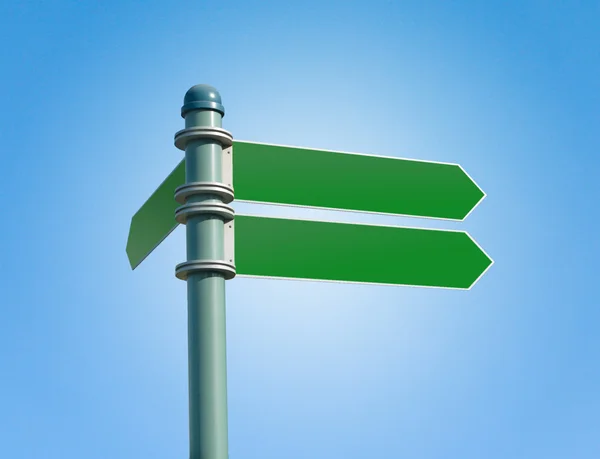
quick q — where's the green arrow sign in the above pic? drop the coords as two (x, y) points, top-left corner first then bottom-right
(127, 141), (487, 272)
(126, 162), (183, 269)
(234, 215), (492, 289)
(233, 141), (484, 220)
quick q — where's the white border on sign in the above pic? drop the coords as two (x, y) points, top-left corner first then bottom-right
(234, 213), (494, 291)
(233, 139), (487, 222)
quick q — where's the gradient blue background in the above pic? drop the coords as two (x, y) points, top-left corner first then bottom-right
(1, 1), (598, 458)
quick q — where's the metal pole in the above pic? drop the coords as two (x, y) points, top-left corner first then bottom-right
(174, 85), (235, 459)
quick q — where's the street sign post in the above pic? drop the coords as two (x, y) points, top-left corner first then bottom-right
(173, 85), (233, 459)
(127, 84), (492, 459)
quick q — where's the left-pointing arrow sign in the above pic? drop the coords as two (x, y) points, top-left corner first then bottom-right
(126, 160), (184, 269)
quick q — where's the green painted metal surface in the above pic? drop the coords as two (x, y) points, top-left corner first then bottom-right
(126, 141), (486, 270)
(233, 141), (484, 220)
(126, 163), (182, 269)
(234, 215), (492, 289)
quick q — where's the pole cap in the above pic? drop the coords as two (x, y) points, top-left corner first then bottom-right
(181, 84), (225, 117)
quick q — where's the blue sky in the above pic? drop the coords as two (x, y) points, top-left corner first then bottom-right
(1, 1), (598, 458)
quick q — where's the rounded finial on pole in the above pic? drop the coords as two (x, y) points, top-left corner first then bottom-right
(181, 84), (225, 117)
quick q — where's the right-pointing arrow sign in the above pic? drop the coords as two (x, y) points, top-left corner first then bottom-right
(234, 215), (493, 289)
(127, 141), (489, 278)
(233, 141), (485, 221)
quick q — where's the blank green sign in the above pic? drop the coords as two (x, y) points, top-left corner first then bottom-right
(234, 215), (492, 289)
(127, 141), (487, 271)
(126, 162), (183, 269)
(234, 142), (484, 221)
